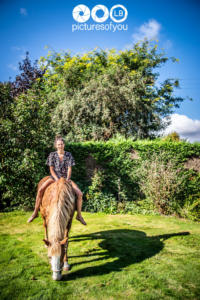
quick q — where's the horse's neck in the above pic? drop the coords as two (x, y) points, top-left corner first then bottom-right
(48, 203), (67, 241)
(48, 185), (74, 242)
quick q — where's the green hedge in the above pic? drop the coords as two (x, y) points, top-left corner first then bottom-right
(1, 139), (200, 220)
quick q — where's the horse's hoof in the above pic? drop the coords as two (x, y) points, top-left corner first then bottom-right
(63, 262), (71, 271)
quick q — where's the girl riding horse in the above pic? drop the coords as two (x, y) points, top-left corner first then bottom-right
(27, 136), (86, 225)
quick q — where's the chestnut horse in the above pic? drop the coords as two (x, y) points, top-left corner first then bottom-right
(39, 176), (76, 280)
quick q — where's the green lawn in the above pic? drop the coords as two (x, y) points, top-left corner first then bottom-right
(0, 211), (200, 300)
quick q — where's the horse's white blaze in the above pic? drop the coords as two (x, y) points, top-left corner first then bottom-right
(51, 256), (62, 281)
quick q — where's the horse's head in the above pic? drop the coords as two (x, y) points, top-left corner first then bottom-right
(43, 237), (68, 280)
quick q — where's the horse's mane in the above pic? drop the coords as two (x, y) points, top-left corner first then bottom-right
(48, 178), (75, 244)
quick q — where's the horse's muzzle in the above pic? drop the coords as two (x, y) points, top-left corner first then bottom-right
(52, 271), (62, 281)
(51, 256), (62, 281)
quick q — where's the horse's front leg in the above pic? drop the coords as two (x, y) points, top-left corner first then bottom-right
(63, 211), (75, 271)
(63, 227), (70, 271)
(63, 240), (70, 271)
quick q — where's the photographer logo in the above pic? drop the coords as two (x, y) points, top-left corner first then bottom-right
(72, 5), (90, 23)
(72, 4), (128, 32)
(91, 5), (109, 23)
(110, 5), (128, 23)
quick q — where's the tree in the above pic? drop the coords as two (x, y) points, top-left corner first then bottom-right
(42, 41), (184, 141)
(10, 51), (46, 97)
(0, 54), (51, 210)
(0, 82), (13, 119)
(162, 131), (181, 142)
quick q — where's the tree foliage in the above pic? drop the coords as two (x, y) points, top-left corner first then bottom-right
(0, 56), (52, 210)
(162, 131), (181, 142)
(10, 51), (46, 97)
(0, 41), (189, 210)
(39, 42), (184, 141)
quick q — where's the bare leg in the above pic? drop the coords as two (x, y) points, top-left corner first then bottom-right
(76, 195), (87, 225)
(27, 178), (54, 223)
(70, 180), (86, 225)
(43, 219), (49, 248)
(44, 220), (48, 240)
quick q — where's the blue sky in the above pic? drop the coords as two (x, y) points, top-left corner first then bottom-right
(1, 0), (200, 141)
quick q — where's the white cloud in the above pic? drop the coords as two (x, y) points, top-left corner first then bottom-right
(8, 64), (17, 71)
(162, 39), (172, 50)
(11, 46), (26, 53)
(124, 19), (172, 51)
(163, 114), (200, 142)
(10, 46), (27, 62)
(11, 46), (21, 51)
(19, 54), (26, 60)
(20, 8), (27, 16)
(132, 19), (161, 43)
(123, 43), (133, 50)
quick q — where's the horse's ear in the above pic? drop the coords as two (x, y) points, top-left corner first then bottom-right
(60, 237), (68, 245)
(43, 239), (51, 246)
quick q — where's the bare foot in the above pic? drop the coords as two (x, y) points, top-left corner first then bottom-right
(76, 215), (87, 225)
(27, 213), (38, 223)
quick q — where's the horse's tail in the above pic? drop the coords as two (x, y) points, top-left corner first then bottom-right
(48, 178), (75, 241)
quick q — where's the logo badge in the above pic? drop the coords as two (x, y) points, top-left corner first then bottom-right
(91, 5), (109, 23)
(72, 4), (90, 23)
(110, 5), (128, 23)
(71, 4), (129, 32)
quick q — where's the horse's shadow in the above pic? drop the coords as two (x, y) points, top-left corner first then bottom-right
(62, 229), (190, 281)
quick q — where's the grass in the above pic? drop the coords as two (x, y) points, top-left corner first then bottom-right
(0, 211), (200, 300)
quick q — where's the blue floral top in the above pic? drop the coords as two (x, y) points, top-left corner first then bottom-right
(46, 151), (75, 179)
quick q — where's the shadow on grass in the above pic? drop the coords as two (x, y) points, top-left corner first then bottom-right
(62, 230), (190, 281)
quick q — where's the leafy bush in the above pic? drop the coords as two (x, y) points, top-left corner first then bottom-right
(1, 118), (200, 222)
(179, 193), (200, 221)
(121, 199), (159, 215)
(162, 131), (181, 142)
(137, 151), (187, 214)
(84, 168), (117, 213)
